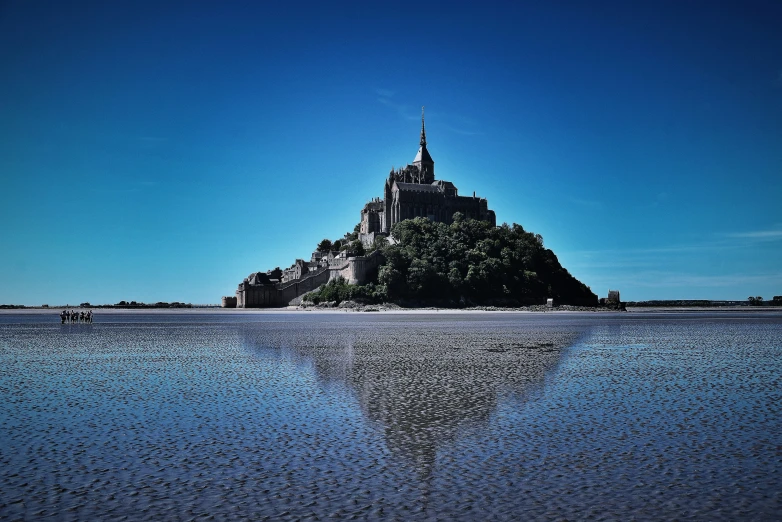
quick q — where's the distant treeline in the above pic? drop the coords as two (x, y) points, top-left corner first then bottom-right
(101, 301), (194, 309)
(1, 302), (196, 309)
(626, 299), (782, 307)
(307, 214), (598, 307)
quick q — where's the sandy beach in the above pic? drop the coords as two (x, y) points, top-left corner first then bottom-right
(2, 310), (781, 519)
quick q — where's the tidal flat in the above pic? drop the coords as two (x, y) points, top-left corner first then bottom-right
(1, 311), (780, 520)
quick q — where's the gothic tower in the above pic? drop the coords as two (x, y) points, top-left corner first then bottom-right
(383, 172), (393, 234)
(412, 107), (434, 183)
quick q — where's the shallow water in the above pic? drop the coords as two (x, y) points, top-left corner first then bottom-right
(1, 311), (780, 520)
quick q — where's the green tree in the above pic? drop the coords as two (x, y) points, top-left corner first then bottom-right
(369, 236), (388, 252)
(378, 266), (406, 299)
(375, 215), (597, 306)
(316, 239), (333, 252)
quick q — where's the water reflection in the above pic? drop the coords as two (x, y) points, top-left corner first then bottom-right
(6, 312), (779, 520)
(240, 317), (584, 477)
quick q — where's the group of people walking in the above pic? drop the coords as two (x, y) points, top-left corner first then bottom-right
(60, 309), (93, 324)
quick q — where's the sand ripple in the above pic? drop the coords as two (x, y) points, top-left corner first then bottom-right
(0, 312), (780, 520)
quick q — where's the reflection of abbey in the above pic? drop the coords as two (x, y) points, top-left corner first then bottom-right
(224, 110), (495, 308)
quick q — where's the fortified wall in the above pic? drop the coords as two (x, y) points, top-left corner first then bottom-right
(328, 250), (384, 285)
(229, 251), (384, 308)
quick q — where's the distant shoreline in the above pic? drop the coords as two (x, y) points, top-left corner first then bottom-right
(1, 306), (780, 315)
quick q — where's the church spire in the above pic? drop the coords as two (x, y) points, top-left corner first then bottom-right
(420, 106), (427, 146)
(412, 105), (434, 182)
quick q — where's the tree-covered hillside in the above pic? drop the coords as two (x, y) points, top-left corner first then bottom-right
(307, 213), (597, 307)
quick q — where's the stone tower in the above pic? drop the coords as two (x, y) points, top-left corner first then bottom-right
(412, 107), (435, 184)
(383, 172), (393, 234)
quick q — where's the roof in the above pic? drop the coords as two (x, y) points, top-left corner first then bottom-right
(433, 180), (456, 190)
(247, 272), (273, 285)
(362, 200), (384, 211)
(394, 182), (442, 193)
(413, 145), (434, 165)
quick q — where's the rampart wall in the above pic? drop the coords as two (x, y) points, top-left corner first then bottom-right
(329, 250), (384, 285)
(237, 251), (385, 308)
(279, 266), (331, 304)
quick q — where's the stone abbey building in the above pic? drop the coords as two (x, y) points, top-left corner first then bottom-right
(227, 111), (496, 308)
(359, 110), (495, 246)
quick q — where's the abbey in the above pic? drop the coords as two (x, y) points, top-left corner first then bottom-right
(226, 111), (496, 308)
(359, 109), (495, 247)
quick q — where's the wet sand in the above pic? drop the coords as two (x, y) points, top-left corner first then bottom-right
(1, 311), (780, 520)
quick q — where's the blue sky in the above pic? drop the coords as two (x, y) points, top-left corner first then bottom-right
(1, 0), (780, 305)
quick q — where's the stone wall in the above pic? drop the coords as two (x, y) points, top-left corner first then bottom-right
(237, 283), (279, 308)
(237, 266), (332, 308)
(279, 266), (331, 304)
(329, 250), (384, 285)
(358, 231), (379, 248)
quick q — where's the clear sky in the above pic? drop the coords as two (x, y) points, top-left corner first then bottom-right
(1, 0), (780, 305)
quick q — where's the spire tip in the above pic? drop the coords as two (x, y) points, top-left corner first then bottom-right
(420, 106), (427, 146)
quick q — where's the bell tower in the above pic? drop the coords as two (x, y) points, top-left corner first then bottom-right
(412, 106), (435, 183)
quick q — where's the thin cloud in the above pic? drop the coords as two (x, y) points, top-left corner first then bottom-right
(606, 270), (782, 289)
(442, 125), (483, 136)
(88, 186), (142, 195)
(565, 259), (659, 270)
(569, 226), (782, 260)
(567, 240), (740, 258)
(375, 94), (482, 135)
(438, 111), (482, 137)
(377, 97), (419, 120)
(725, 228), (782, 240)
